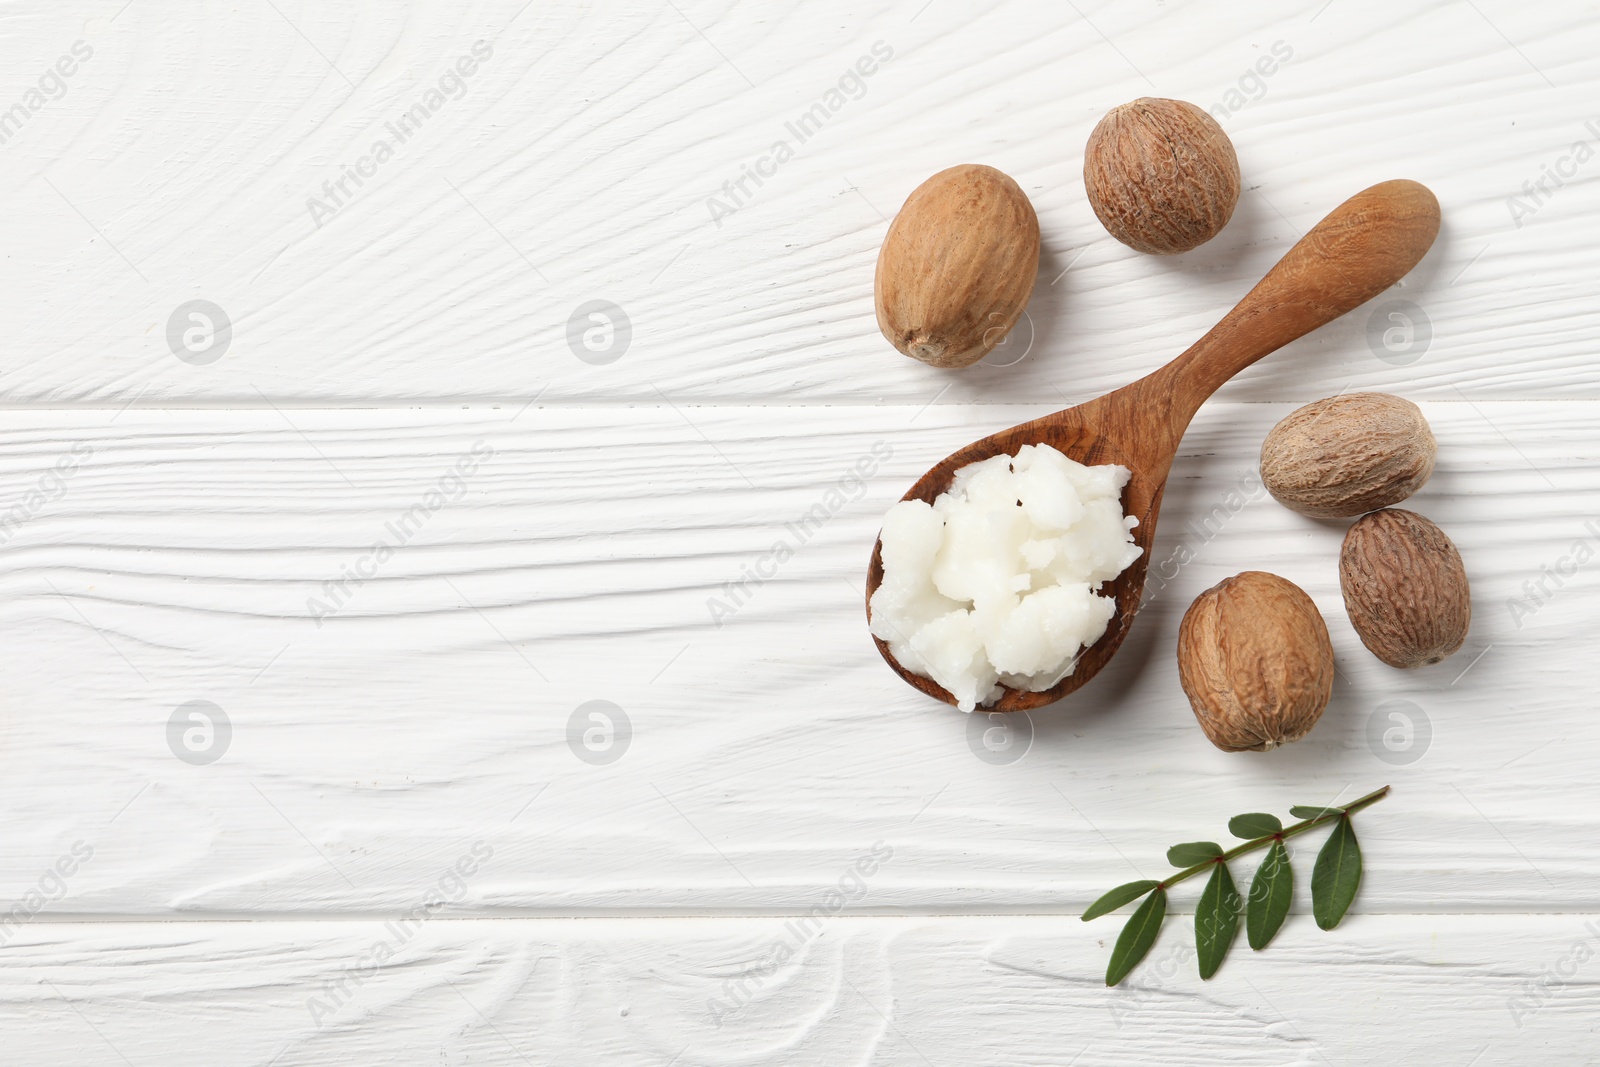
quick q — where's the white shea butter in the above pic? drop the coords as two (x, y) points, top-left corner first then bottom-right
(869, 443), (1142, 711)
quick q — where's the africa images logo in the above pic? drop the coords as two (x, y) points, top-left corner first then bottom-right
(0, 40), (94, 148)
(304, 41), (495, 228)
(704, 41), (894, 227)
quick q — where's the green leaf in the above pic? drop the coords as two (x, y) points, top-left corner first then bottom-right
(1228, 813), (1283, 839)
(1082, 880), (1159, 921)
(1311, 816), (1363, 930)
(1290, 805), (1345, 820)
(1106, 886), (1166, 987)
(1166, 841), (1224, 867)
(1195, 862), (1241, 980)
(1246, 840), (1294, 950)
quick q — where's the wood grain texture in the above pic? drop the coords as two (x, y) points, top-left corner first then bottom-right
(0, 401), (1593, 915)
(2, 1), (1596, 1056)
(0, 0), (1595, 403)
(4, 916), (1597, 1065)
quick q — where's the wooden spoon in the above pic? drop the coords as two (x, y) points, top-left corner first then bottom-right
(866, 179), (1441, 712)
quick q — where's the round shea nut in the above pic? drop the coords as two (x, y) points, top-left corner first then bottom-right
(1260, 393), (1437, 519)
(1177, 571), (1335, 752)
(1340, 508), (1470, 668)
(1083, 97), (1240, 255)
(875, 163), (1040, 369)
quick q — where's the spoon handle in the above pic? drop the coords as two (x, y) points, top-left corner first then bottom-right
(1159, 179), (1441, 423)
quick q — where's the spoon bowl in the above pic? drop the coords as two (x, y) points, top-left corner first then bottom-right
(866, 180), (1441, 712)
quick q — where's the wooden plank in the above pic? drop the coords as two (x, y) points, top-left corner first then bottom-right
(0, 401), (1592, 914)
(1, 0), (1596, 404)
(5, 915), (1596, 1064)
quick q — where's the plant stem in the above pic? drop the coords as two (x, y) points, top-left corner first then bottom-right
(1156, 785), (1390, 892)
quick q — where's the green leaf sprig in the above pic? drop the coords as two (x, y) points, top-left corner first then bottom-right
(1082, 785), (1389, 986)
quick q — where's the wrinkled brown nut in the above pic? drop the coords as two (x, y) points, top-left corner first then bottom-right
(1260, 393), (1437, 519)
(1177, 571), (1335, 752)
(875, 163), (1041, 369)
(1083, 97), (1240, 255)
(1340, 508), (1470, 668)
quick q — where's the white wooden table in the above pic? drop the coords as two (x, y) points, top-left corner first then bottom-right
(3, 1), (1597, 1062)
